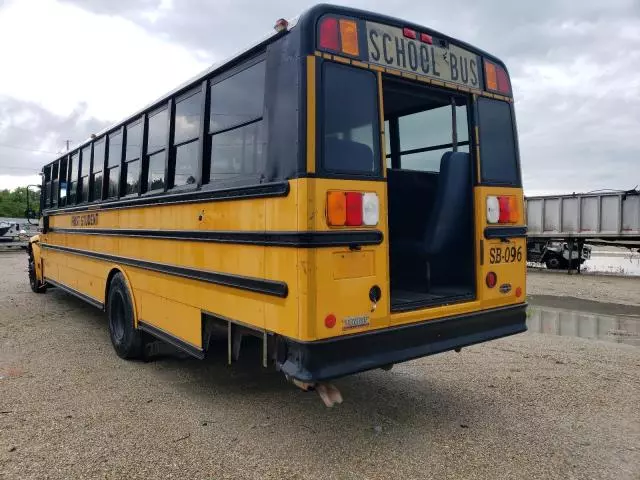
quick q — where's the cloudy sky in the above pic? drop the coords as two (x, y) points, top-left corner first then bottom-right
(0, 0), (638, 194)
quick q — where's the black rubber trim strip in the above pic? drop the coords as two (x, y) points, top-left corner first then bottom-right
(44, 277), (104, 310)
(48, 228), (384, 248)
(40, 243), (288, 298)
(43, 181), (290, 216)
(484, 226), (527, 239)
(138, 320), (205, 360)
(278, 303), (528, 382)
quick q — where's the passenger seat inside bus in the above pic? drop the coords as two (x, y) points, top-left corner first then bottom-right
(324, 137), (375, 173)
(388, 152), (474, 308)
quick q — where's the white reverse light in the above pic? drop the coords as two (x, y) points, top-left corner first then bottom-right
(362, 192), (379, 226)
(486, 196), (500, 224)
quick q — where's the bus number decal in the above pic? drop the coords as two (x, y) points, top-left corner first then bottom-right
(489, 245), (522, 264)
(71, 213), (99, 227)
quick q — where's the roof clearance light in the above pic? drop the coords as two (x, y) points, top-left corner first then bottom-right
(319, 17), (340, 51)
(403, 27), (417, 39)
(484, 61), (498, 91)
(274, 18), (289, 32)
(420, 32), (433, 44)
(339, 19), (359, 56)
(496, 67), (512, 96)
(483, 59), (512, 96)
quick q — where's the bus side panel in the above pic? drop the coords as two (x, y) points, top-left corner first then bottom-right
(45, 189), (302, 344)
(42, 244), (109, 303)
(264, 183), (300, 338)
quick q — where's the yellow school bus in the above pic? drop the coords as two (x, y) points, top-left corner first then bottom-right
(28, 4), (527, 402)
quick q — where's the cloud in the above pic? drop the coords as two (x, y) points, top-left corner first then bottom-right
(0, 96), (110, 179)
(3, 0), (639, 193)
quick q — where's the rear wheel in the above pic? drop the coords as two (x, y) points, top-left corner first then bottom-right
(545, 256), (561, 270)
(28, 252), (46, 293)
(107, 273), (143, 359)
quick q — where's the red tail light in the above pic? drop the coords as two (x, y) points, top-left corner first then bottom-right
(486, 272), (497, 288)
(498, 196), (511, 223)
(319, 17), (339, 51)
(345, 192), (363, 226)
(325, 314), (337, 328)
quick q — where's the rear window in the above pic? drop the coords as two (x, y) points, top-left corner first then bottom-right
(477, 98), (519, 185)
(322, 62), (380, 175)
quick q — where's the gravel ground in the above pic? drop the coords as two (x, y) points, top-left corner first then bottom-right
(527, 269), (640, 306)
(1, 252), (639, 479)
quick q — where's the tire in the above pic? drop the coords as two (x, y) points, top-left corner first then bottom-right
(107, 273), (143, 359)
(545, 256), (561, 270)
(28, 252), (46, 293)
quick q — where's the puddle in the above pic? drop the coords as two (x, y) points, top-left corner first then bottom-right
(527, 306), (640, 347)
(582, 251), (640, 276)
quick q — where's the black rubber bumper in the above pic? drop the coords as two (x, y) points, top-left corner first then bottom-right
(278, 303), (527, 382)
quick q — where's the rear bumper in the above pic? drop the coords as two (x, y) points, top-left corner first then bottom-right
(278, 304), (527, 382)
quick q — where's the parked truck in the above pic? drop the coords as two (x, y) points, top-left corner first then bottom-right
(526, 239), (592, 269)
(525, 188), (639, 269)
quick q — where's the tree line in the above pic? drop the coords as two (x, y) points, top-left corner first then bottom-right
(0, 187), (40, 218)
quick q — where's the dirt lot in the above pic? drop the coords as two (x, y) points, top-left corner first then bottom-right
(527, 269), (640, 307)
(1, 252), (638, 479)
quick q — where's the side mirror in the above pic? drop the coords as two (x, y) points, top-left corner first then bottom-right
(26, 184), (41, 226)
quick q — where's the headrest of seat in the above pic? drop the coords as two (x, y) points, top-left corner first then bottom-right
(324, 137), (374, 173)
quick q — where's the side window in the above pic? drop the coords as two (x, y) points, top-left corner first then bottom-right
(172, 89), (201, 188)
(92, 139), (105, 201)
(146, 107), (168, 192)
(124, 121), (142, 195)
(394, 103), (468, 173)
(209, 60), (265, 184)
(477, 98), (519, 185)
(51, 161), (59, 208)
(106, 131), (122, 199)
(322, 62), (380, 175)
(59, 157), (68, 206)
(69, 151), (79, 204)
(43, 166), (52, 208)
(80, 145), (91, 202)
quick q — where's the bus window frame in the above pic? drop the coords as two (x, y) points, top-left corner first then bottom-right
(141, 103), (170, 196)
(383, 82), (472, 174)
(316, 59), (384, 180)
(204, 54), (267, 191)
(169, 85), (203, 192)
(475, 96), (522, 187)
(122, 117), (144, 198)
(89, 137), (107, 203)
